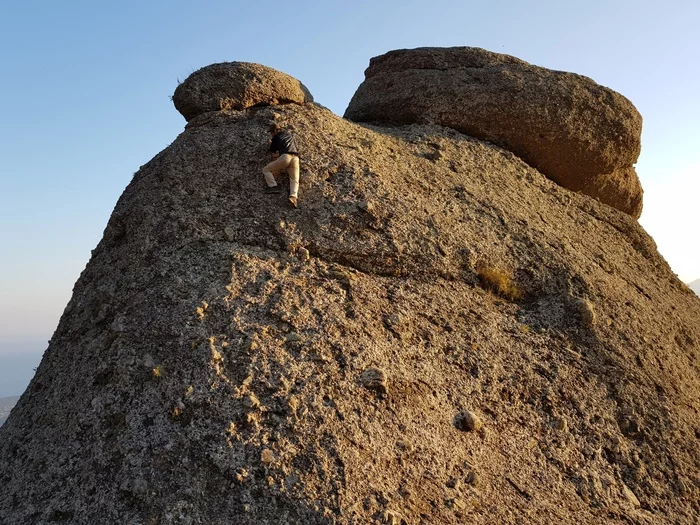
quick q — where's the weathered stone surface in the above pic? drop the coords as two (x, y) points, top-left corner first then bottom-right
(1, 59), (698, 525)
(579, 166), (643, 218)
(359, 367), (388, 395)
(454, 410), (483, 432)
(173, 61), (313, 121)
(345, 47), (643, 217)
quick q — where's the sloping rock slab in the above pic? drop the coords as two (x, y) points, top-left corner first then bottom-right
(344, 47), (643, 217)
(173, 62), (313, 121)
(1, 101), (698, 525)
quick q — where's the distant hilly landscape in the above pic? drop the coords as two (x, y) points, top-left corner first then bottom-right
(0, 397), (20, 426)
(689, 279), (700, 296)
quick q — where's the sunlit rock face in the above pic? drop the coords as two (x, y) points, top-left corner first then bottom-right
(1, 53), (698, 525)
(173, 61), (314, 121)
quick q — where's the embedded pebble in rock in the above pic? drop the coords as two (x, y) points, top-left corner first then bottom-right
(572, 297), (596, 327)
(446, 477), (461, 490)
(396, 440), (415, 454)
(454, 410), (483, 432)
(244, 393), (261, 409)
(224, 226), (236, 242)
(133, 478), (148, 495)
(554, 417), (569, 432)
(381, 509), (407, 525)
(358, 200), (374, 213)
(622, 483), (641, 507)
(676, 479), (689, 495)
(260, 449), (275, 465)
(446, 498), (467, 511)
(285, 332), (301, 343)
(359, 367), (388, 395)
(384, 313), (403, 328)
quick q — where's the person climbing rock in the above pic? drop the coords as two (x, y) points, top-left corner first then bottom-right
(263, 123), (300, 208)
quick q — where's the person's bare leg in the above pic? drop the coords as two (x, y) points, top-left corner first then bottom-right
(287, 156), (300, 207)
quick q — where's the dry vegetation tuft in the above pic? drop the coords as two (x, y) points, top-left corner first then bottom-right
(476, 265), (523, 301)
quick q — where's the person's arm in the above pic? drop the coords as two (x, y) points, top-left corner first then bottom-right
(269, 134), (280, 154)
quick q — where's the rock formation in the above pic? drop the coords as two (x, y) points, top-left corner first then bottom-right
(345, 47), (644, 218)
(1, 51), (698, 525)
(173, 62), (314, 121)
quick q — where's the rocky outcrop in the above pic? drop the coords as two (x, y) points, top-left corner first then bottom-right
(173, 62), (314, 121)
(345, 47), (644, 218)
(1, 57), (698, 525)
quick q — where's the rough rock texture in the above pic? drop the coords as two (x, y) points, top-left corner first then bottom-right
(1, 61), (699, 525)
(344, 47), (644, 218)
(173, 62), (314, 121)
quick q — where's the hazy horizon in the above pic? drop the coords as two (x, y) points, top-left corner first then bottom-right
(0, 340), (44, 397)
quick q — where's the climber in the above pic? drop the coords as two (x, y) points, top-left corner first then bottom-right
(262, 123), (300, 208)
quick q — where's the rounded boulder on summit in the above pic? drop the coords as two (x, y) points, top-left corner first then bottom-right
(173, 61), (314, 121)
(345, 47), (644, 217)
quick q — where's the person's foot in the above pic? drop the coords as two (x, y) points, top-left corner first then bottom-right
(264, 185), (280, 194)
(288, 196), (298, 208)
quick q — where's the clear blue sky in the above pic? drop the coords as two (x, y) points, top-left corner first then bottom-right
(1, 1), (698, 396)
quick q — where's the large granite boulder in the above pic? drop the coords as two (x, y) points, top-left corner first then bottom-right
(3, 60), (698, 525)
(345, 47), (643, 217)
(173, 62), (313, 121)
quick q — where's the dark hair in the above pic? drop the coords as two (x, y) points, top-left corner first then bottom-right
(269, 123), (281, 134)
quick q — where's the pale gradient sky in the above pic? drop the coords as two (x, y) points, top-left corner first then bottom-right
(1, 1), (698, 395)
